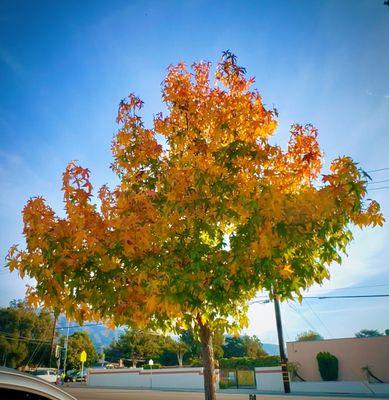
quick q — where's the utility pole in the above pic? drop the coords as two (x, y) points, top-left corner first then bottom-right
(49, 316), (58, 368)
(62, 321), (71, 375)
(274, 297), (291, 393)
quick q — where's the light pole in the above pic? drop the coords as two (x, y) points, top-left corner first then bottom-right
(149, 359), (154, 389)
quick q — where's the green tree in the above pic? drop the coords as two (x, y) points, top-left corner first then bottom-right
(385, 329), (389, 336)
(163, 337), (189, 366)
(105, 329), (161, 367)
(180, 329), (224, 364)
(7, 53), (384, 400)
(355, 329), (383, 338)
(223, 336), (245, 358)
(0, 300), (54, 368)
(223, 335), (266, 358)
(296, 330), (324, 341)
(180, 330), (202, 360)
(63, 331), (98, 371)
(242, 335), (267, 358)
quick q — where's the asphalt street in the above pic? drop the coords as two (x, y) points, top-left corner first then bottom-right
(62, 387), (389, 400)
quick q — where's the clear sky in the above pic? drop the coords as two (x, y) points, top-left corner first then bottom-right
(1, 0), (389, 343)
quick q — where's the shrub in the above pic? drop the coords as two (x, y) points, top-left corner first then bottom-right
(143, 363), (161, 369)
(219, 356), (280, 370)
(316, 352), (338, 381)
(188, 358), (203, 367)
(288, 361), (305, 381)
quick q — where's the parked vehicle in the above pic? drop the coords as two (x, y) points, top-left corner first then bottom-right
(64, 371), (76, 383)
(0, 367), (77, 400)
(30, 368), (58, 383)
(64, 369), (87, 383)
(74, 371), (87, 382)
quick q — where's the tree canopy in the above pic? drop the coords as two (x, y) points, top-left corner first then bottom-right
(355, 329), (383, 338)
(105, 328), (162, 367)
(223, 334), (266, 358)
(296, 330), (324, 342)
(62, 331), (99, 371)
(6, 52), (384, 399)
(0, 300), (54, 369)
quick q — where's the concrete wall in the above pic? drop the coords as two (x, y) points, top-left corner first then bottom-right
(255, 366), (284, 392)
(87, 367), (219, 390)
(287, 336), (389, 381)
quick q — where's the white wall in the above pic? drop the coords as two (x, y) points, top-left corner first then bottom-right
(255, 367), (284, 392)
(88, 367), (219, 390)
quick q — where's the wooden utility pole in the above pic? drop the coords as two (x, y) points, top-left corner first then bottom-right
(274, 297), (291, 393)
(49, 316), (57, 367)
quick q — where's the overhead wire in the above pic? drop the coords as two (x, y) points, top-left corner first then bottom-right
(368, 186), (389, 191)
(287, 302), (319, 333)
(304, 299), (333, 338)
(368, 179), (389, 185)
(0, 330), (52, 344)
(366, 167), (389, 173)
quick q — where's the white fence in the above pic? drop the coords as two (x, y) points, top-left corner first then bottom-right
(255, 366), (284, 391)
(87, 367), (219, 390)
(255, 367), (389, 395)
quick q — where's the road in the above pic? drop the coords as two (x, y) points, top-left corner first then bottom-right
(63, 386), (389, 400)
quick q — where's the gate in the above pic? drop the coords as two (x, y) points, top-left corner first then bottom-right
(220, 369), (256, 389)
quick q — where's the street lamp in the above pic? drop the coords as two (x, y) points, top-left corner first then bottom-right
(149, 359), (154, 389)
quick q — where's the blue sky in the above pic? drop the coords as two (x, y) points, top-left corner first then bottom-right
(1, 0), (388, 343)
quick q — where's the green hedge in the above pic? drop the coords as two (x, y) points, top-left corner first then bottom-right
(316, 352), (338, 381)
(143, 363), (161, 369)
(219, 356), (280, 370)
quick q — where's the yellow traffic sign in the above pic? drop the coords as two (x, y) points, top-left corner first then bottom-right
(80, 350), (87, 363)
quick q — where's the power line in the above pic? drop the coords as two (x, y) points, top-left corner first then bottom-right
(251, 293), (389, 304)
(368, 186), (389, 191)
(55, 322), (103, 330)
(0, 333), (52, 344)
(288, 302), (318, 333)
(304, 294), (389, 299)
(366, 167), (389, 173)
(368, 179), (389, 185)
(253, 284), (389, 301)
(306, 283), (389, 293)
(305, 299), (333, 338)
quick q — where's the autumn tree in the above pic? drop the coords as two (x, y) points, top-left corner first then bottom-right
(296, 330), (324, 342)
(6, 52), (384, 400)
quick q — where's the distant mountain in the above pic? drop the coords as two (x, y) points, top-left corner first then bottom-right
(56, 316), (124, 351)
(262, 343), (279, 355)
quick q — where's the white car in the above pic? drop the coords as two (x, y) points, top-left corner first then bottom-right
(31, 368), (58, 383)
(0, 367), (77, 400)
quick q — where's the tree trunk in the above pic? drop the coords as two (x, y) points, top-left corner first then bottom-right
(198, 318), (216, 400)
(177, 352), (183, 367)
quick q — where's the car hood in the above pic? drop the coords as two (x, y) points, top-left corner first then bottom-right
(0, 367), (77, 400)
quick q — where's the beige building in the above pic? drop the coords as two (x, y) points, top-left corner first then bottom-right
(287, 336), (389, 381)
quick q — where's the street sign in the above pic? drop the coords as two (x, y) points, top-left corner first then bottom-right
(80, 350), (87, 362)
(55, 345), (61, 359)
